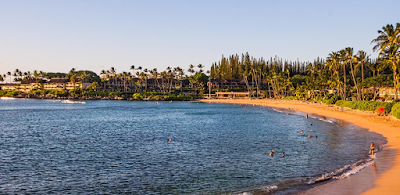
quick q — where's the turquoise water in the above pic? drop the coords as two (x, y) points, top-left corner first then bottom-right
(0, 99), (385, 194)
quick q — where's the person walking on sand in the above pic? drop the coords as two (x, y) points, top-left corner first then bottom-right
(370, 142), (375, 155)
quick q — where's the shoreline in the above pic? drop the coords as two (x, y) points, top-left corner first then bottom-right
(200, 99), (400, 195)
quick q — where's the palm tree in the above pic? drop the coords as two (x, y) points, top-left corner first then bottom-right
(372, 23), (400, 55)
(380, 46), (400, 99)
(371, 23), (400, 100)
(327, 51), (342, 97)
(188, 64), (195, 76)
(151, 68), (160, 91)
(339, 49), (348, 99)
(110, 67), (117, 90)
(39, 71), (44, 79)
(13, 72), (17, 82)
(198, 64), (204, 73)
(70, 74), (77, 98)
(143, 68), (148, 93)
(160, 71), (168, 93)
(130, 65), (135, 78)
(69, 68), (75, 77)
(18, 70), (23, 82)
(7, 72), (11, 83)
(344, 47), (360, 100)
(14, 69), (19, 80)
(355, 50), (370, 100)
(23, 72), (28, 80)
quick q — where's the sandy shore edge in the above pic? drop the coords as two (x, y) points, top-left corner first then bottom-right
(200, 99), (400, 195)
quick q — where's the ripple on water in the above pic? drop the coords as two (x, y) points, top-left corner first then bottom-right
(0, 99), (386, 194)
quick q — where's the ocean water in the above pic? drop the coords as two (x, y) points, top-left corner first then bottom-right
(0, 99), (386, 194)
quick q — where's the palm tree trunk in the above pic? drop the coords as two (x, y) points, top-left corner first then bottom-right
(350, 60), (360, 100)
(337, 69), (341, 97)
(393, 65), (398, 100)
(267, 82), (271, 98)
(343, 63), (347, 99)
(244, 76), (250, 95)
(145, 78), (148, 93)
(361, 62), (364, 100)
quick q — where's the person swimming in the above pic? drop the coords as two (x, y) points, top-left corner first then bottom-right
(282, 152), (285, 157)
(310, 122), (313, 126)
(308, 135), (312, 138)
(167, 138), (172, 142)
(309, 130), (313, 132)
(300, 130), (304, 134)
(269, 150), (275, 156)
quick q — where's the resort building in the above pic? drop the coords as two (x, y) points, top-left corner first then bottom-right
(42, 78), (91, 91)
(215, 91), (250, 99)
(1, 78), (92, 92)
(378, 87), (400, 99)
(1, 84), (18, 91)
(1, 79), (43, 93)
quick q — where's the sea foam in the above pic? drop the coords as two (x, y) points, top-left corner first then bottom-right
(61, 100), (86, 104)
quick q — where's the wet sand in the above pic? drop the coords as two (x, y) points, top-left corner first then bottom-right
(200, 99), (400, 195)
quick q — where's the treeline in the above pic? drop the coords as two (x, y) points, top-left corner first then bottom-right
(1, 23), (399, 101)
(209, 23), (400, 101)
(0, 69), (101, 83)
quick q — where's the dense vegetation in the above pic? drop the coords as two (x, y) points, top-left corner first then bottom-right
(335, 100), (394, 114)
(392, 103), (400, 119)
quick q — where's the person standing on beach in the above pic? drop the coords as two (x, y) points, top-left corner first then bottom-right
(370, 142), (375, 155)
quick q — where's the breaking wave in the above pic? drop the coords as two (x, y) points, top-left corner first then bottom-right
(61, 100), (86, 104)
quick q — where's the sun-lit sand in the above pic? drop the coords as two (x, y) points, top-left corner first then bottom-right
(200, 98), (400, 194)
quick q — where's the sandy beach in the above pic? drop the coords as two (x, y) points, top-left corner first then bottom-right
(200, 99), (400, 195)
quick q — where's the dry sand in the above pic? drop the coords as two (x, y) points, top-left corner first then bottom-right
(200, 99), (400, 195)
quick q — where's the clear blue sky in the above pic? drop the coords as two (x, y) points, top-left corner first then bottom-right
(0, 0), (399, 75)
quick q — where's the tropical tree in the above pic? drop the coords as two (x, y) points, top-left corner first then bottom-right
(70, 75), (77, 98)
(130, 65), (135, 77)
(339, 49), (348, 99)
(355, 50), (370, 100)
(344, 47), (360, 100)
(7, 72), (11, 83)
(371, 23), (400, 100)
(327, 51), (342, 97)
(197, 64), (204, 73)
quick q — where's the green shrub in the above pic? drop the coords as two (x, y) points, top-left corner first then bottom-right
(392, 103), (400, 119)
(329, 95), (340, 104)
(322, 95), (340, 105)
(132, 93), (143, 100)
(109, 91), (123, 96)
(282, 96), (298, 100)
(335, 100), (394, 114)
